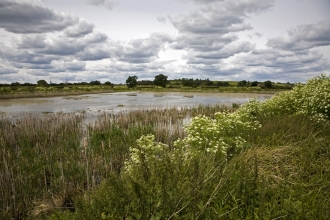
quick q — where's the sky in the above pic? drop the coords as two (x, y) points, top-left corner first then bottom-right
(0, 0), (330, 84)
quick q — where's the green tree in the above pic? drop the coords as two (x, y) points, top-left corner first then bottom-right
(104, 81), (112, 86)
(126, 76), (138, 88)
(264, 80), (273, 89)
(251, 81), (259, 87)
(90, 80), (101, 85)
(205, 79), (214, 86)
(37, 80), (48, 87)
(181, 78), (194, 87)
(153, 74), (169, 88)
(237, 80), (247, 87)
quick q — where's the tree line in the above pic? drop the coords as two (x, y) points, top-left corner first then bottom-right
(1, 74), (293, 89)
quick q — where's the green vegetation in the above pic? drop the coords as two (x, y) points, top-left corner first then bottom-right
(126, 76), (138, 88)
(0, 76), (292, 99)
(1, 75), (329, 219)
(153, 74), (169, 88)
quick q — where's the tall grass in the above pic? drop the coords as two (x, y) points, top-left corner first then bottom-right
(0, 105), (229, 219)
(1, 75), (329, 219)
(49, 114), (330, 220)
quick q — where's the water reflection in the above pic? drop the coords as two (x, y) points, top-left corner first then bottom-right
(0, 92), (273, 115)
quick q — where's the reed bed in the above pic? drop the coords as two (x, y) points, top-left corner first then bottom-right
(0, 105), (230, 219)
(2, 103), (329, 219)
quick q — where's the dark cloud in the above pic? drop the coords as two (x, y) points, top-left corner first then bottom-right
(267, 20), (330, 51)
(77, 47), (110, 61)
(0, 67), (18, 75)
(51, 60), (86, 72)
(0, 47), (54, 64)
(0, 0), (78, 34)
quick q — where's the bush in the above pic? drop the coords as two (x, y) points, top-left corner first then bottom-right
(239, 74), (330, 122)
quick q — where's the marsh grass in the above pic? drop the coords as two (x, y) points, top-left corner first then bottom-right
(49, 114), (330, 219)
(0, 105), (229, 219)
(1, 100), (329, 219)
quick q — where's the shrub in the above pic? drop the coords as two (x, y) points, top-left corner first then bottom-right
(239, 74), (330, 122)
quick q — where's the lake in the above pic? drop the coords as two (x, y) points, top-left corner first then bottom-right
(0, 92), (273, 115)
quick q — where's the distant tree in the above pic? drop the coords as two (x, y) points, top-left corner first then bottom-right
(153, 74), (169, 88)
(193, 79), (202, 87)
(223, 82), (230, 87)
(237, 80), (248, 87)
(23, 82), (34, 86)
(138, 80), (153, 85)
(264, 80), (273, 89)
(181, 78), (194, 87)
(11, 82), (20, 86)
(216, 81), (223, 87)
(37, 79), (48, 87)
(90, 80), (101, 85)
(126, 76), (138, 88)
(205, 79), (214, 86)
(104, 81), (112, 86)
(217, 81), (230, 87)
(251, 81), (259, 87)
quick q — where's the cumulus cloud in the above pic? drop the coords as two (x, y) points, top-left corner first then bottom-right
(64, 20), (94, 38)
(112, 33), (174, 63)
(0, 46), (54, 64)
(51, 60), (86, 72)
(184, 41), (255, 64)
(30, 32), (107, 56)
(83, 0), (119, 10)
(168, 0), (273, 66)
(17, 34), (47, 49)
(77, 47), (110, 61)
(267, 20), (330, 51)
(231, 48), (330, 81)
(0, 0), (78, 33)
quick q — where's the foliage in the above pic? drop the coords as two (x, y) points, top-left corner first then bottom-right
(37, 79), (48, 87)
(263, 80), (272, 89)
(174, 111), (260, 160)
(126, 76), (138, 88)
(237, 80), (248, 87)
(103, 81), (112, 86)
(239, 74), (330, 122)
(90, 80), (101, 85)
(153, 74), (169, 88)
(216, 81), (230, 87)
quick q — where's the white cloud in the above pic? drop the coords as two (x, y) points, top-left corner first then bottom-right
(267, 20), (330, 51)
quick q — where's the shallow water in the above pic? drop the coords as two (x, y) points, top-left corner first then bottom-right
(0, 92), (272, 114)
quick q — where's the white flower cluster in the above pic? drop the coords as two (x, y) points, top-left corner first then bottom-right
(239, 74), (330, 122)
(125, 110), (261, 173)
(174, 110), (260, 159)
(125, 134), (170, 172)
